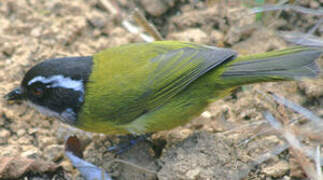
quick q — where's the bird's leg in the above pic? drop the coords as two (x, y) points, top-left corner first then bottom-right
(107, 133), (152, 154)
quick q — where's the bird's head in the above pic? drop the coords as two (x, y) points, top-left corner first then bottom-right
(5, 56), (93, 124)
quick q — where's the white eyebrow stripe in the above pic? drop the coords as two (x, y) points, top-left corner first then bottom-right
(28, 75), (84, 93)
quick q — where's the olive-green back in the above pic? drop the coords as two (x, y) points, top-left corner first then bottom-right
(78, 41), (236, 131)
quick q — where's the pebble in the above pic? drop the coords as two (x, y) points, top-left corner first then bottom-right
(2, 42), (15, 56)
(201, 111), (212, 118)
(43, 144), (64, 161)
(17, 129), (26, 137)
(60, 159), (74, 172)
(21, 147), (40, 158)
(87, 14), (107, 29)
(30, 27), (42, 37)
(38, 136), (57, 148)
(210, 30), (224, 41)
(309, 1), (319, 8)
(262, 160), (289, 178)
(0, 145), (21, 156)
(17, 136), (34, 145)
(0, 129), (11, 144)
(186, 168), (201, 180)
(141, 0), (169, 16)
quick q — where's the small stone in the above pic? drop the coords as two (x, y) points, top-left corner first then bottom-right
(0, 129), (11, 144)
(30, 27), (42, 37)
(0, 145), (21, 156)
(168, 128), (193, 142)
(2, 42), (15, 56)
(17, 129), (26, 137)
(17, 136), (33, 145)
(21, 147), (40, 158)
(43, 144), (64, 161)
(28, 128), (39, 135)
(210, 30), (224, 41)
(93, 29), (102, 37)
(87, 15), (107, 29)
(262, 160), (289, 178)
(141, 0), (169, 16)
(201, 111), (212, 118)
(38, 136), (57, 148)
(186, 168), (201, 179)
(309, 1), (319, 8)
(60, 159), (74, 172)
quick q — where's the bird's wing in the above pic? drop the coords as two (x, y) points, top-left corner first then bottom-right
(143, 46), (236, 110)
(85, 41), (236, 124)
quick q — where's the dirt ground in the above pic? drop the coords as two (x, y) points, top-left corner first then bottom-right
(0, 0), (322, 179)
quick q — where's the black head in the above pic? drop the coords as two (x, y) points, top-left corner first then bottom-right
(5, 56), (93, 124)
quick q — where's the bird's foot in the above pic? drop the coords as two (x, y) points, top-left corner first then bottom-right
(107, 134), (151, 154)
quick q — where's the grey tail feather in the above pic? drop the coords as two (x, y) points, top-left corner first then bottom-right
(221, 48), (322, 83)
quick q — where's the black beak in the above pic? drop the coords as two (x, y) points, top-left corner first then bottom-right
(4, 87), (24, 101)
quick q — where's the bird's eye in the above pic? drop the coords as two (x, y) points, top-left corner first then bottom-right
(31, 87), (44, 97)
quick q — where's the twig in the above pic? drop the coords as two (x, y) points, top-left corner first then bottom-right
(238, 143), (290, 179)
(121, 20), (154, 42)
(315, 145), (322, 180)
(132, 9), (163, 41)
(98, 0), (119, 15)
(264, 111), (319, 180)
(290, 148), (317, 180)
(221, 120), (265, 135)
(298, 18), (323, 44)
(268, 92), (322, 125)
(279, 31), (323, 47)
(251, 4), (323, 16)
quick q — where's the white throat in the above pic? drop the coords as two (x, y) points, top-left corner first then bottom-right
(27, 101), (77, 125)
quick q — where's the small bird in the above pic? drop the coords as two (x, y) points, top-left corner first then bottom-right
(5, 41), (322, 135)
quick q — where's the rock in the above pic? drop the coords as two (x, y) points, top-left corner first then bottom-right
(262, 160), (289, 178)
(210, 30), (224, 42)
(0, 129), (11, 144)
(201, 111), (212, 118)
(38, 136), (57, 148)
(16, 129), (26, 137)
(87, 13), (107, 29)
(60, 159), (74, 172)
(186, 168), (201, 180)
(21, 147), (40, 158)
(141, 0), (170, 16)
(167, 128), (193, 143)
(17, 136), (34, 145)
(0, 145), (21, 156)
(309, 1), (319, 8)
(298, 79), (323, 98)
(30, 27), (42, 37)
(2, 42), (15, 56)
(43, 144), (64, 161)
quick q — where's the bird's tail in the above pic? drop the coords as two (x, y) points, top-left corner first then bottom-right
(220, 47), (322, 86)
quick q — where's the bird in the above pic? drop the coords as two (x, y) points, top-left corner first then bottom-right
(4, 41), (322, 135)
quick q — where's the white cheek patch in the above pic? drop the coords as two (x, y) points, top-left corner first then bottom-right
(28, 75), (84, 102)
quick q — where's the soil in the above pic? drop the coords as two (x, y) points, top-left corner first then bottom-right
(0, 0), (322, 179)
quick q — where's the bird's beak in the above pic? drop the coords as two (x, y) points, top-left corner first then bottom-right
(4, 87), (24, 102)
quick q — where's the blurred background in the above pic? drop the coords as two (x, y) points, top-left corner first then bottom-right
(0, 0), (322, 179)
